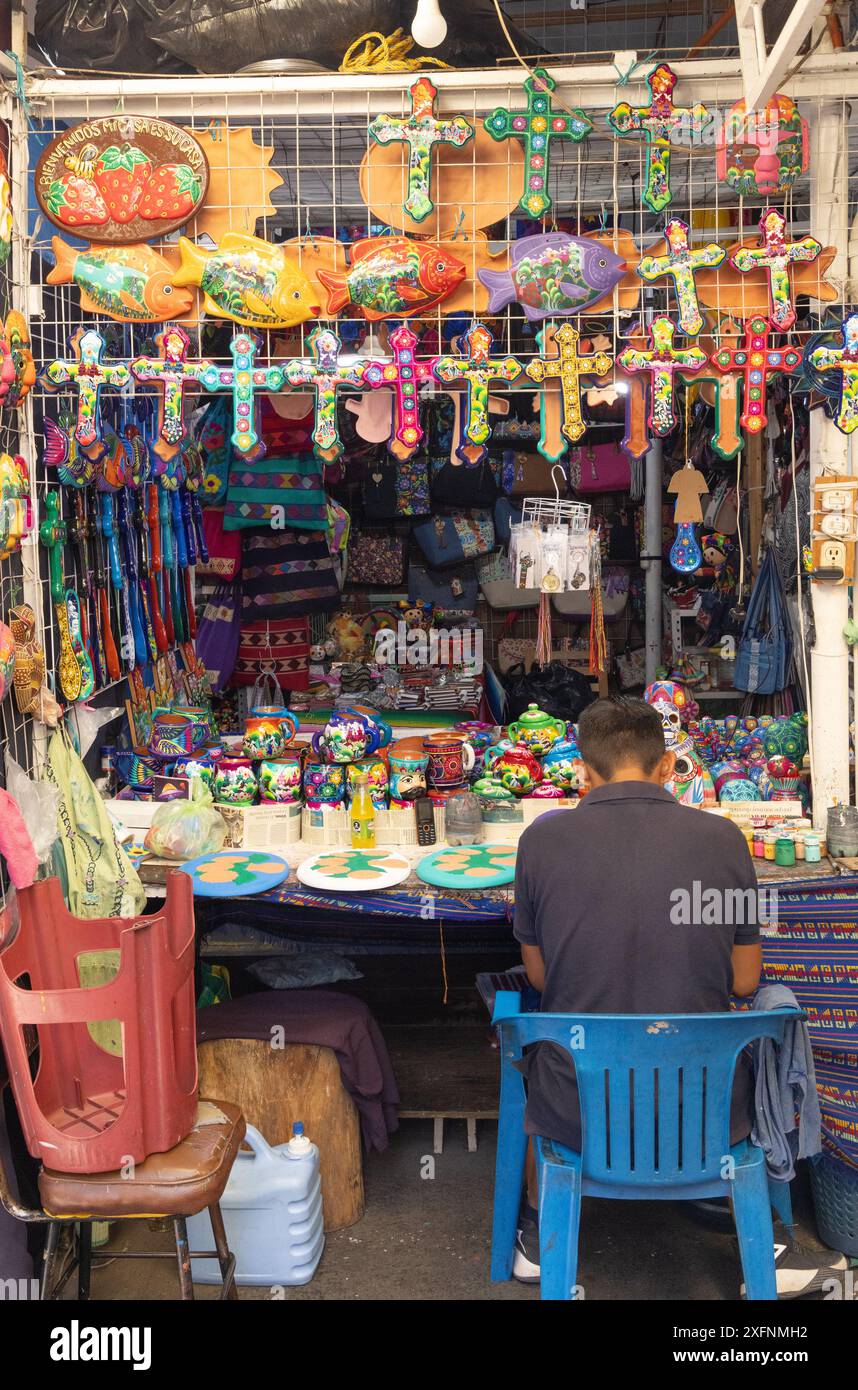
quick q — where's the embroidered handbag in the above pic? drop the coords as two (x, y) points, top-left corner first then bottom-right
(408, 561), (478, 613)
(504, 450), (565, 498)
(233, 617), (310, 691)
(412, 511), (495, 568)
(196, 583), (242, 693)
(570, 442), (632, 494)
(241, 528), (341, 616)
(224, 453), (328, 530)
(734, 550), (792, 695)
(196, 509), (241, 581)
(346, 531), (406, 586)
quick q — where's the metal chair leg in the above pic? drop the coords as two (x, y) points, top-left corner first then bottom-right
(208, 1202), (239, 1300)
(40, 1221), (61, 1301)
(173, 1217), (195, 1300)
(77, 1222), (92, 1301)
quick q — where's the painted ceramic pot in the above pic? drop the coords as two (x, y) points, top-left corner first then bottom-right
(243, 706), (299, 759)
(149, 711), (208, 761)
(258, 755), (303, 804)
(493, 743), (543, 796)
(529, 782), (567, 799)
(174, 755), (218, 789)
(424, 734), (476, 790)
(483, 739), (514, 774)
(454, 720), (498, 777)
(506, 703), (565, 757)
(541, 740), (582, 792)
(179, 706), (215, 743)
(113, 747), (159, 788)
(388, 751), (428, 805)
(213, 757), (257, 806)
(347, 757), (389, 808)
(312, 710), (389, 763)
(303, 760), (346, 806)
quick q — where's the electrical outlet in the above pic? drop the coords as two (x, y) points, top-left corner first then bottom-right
(819, 539), (847, 570)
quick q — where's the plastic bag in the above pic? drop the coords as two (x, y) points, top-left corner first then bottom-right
(35, 0), (184, 73)
(5, 754), (61, 865)
(145, 782), (228, 860)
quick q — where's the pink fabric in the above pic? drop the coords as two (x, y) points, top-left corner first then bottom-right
(0, 789), (37, 888)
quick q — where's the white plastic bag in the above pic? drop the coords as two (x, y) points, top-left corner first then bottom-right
(145, 781), (228, 861)
(5, 755), (61, 863)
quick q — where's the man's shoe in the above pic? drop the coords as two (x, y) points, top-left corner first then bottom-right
(740, 1222), (849, 1298)
(512, 1209), (540, 1284)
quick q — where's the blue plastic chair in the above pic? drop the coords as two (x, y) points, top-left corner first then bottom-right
(491, 994), (802, 1301)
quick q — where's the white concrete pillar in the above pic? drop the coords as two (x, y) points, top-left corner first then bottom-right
(643, 438), (663, 684)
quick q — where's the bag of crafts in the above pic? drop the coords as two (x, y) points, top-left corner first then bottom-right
(145, 782), (228, 861)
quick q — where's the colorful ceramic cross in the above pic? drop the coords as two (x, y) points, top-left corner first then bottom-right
(368, 76), (473, 224)
(283, 326), (368, 459)
(711, 314), (801, 434)
(433, 323), (522, 460)
(131, 325), (211, 460)
(637, 217), (726, 336)
(43, 327), (130, 449)
(607, 62), (710, 214)
(197, 331), (285, 455)
(680, 317), (744, 460)
(617, 316), (706, 436)
(361, 324), (436, 455)
(730, 207), (821, 332)
(484, 67), (592, 219)
(808, 313), (858, 434)
(525, 322), (613, 457)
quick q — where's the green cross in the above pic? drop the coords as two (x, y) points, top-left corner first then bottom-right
(607, 62), (710, 214)
(637, 217), (725, 336)
(484, 67), (592, 219)
(197, 331), (286, 455)
(369, 76), (473, 224)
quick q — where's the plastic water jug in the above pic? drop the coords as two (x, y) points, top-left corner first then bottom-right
(188, 1122), (324, 1286)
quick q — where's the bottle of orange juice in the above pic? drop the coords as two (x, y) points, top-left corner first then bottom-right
(350, 771), (376, 849)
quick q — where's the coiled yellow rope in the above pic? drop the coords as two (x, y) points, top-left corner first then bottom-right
(339, 28), (452, 74)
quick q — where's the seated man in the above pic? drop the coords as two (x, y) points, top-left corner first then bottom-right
(512, 696), (845, 1297)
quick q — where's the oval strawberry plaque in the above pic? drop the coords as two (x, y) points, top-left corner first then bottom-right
(36, 115), (209, 244)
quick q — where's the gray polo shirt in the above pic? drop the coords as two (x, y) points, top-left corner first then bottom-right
(513, 782), (761, 1150)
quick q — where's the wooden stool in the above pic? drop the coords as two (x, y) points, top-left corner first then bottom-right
(198, 1038), (365, 1232)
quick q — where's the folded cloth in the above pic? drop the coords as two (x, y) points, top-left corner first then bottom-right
(197, 990), (399, 1152)
(751, 982), (822, 1182)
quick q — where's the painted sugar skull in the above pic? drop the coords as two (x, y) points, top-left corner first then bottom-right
(652, 700), (684, 748)
(644, 678), (690, 720)
(666, 745), (705, 807)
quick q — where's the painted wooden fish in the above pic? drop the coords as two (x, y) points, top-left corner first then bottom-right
(46, 237), (195, 323)
(317, 236), (466, 320)
(172, 232), (320, 329)
(478, 232), (626, 321)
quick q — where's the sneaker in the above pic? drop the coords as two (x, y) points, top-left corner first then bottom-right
(740, 1222), (849, 1299)
(512, 1208), (540, 1284)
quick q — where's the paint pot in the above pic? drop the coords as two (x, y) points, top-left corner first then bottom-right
(775, 836), (796, 868)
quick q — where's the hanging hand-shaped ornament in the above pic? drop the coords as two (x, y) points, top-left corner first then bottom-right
(4, 312), (36, 408)
(637, 217), (725, 336)
(711, 314), (801, 434)
(362, 324), (437, 458)
(525, 322), (613, 460)
(680, 316), (744, 460)
(197, 331), (287, 457)
(369, 77), (473, 224)
(808, 313), (858, 434)
(433, 323), (522, 464)
(729, 207), (821, 333)
(0, 452), (32, 560)
(283, 326), (369, 460)
(484, 67), (592, 219)
(317, 236), (466, 320)
(617, 316), (706, 437)
(668, 462), (709, 574)
(131, 325), (212, 462)
(42, 326), (130, 450)
(607, 62), (710, 214)
(173, 232), (321, 330)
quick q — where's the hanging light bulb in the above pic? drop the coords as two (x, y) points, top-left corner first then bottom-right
(411, 0), (447, 48)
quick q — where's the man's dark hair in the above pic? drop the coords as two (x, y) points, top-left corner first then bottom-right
(577, 697), (666, 779)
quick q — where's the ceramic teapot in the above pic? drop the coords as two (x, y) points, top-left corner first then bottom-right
(493, 743), (544, 795)
(506, 703), (565, 757)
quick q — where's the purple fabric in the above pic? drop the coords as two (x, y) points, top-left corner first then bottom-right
(197, 991), (399, 1152)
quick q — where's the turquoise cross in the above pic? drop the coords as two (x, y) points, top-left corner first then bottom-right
(197, 331), (286, 455)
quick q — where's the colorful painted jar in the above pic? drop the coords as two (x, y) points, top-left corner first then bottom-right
(454, 720), (498, 777)
(529, 782), (566, 799)
(506, 704), (565, 757)
(493, 744), (543, 796)
(114, 747), (159, 789)
(775, 836), (796, 867)
(149, 711), (208, 761)
(541, 740), (582, 792)
(178, 706), (214, 744)
(258, 754), (303, 804)
(312, 711), (389, 764)
(213, 757), (257, 806)
(243, 706), (299, 759)
(424, 734), (476, 790)
(174, 755), (218, 790)
(389, 751), (429, 805)
(303, 760), (346, 806)
(347, 757), (389, 808)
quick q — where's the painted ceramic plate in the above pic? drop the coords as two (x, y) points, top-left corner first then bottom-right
(35, 115), (209, 244)
(178, 850), (290, 898)
(416, 844), (517, 888)
(296, 849), (411, 892)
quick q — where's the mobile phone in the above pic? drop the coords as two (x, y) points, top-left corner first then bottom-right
(414, 796), (437, 847)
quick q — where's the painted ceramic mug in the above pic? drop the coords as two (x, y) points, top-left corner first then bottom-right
(149, 711), (208, 761)
(389, 752), (429, 805)
(424, 734), (475, 789)
(303, 760), (346, 806)
(347, 757), (389, 808)
(312, 713), (375, 764)
(258, 754), (303, 804)
(340, 707), (393, 755)
(243, 706), (299, 759)
(213, 757), (257, 806)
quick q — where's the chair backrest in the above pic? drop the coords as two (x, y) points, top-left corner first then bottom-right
(0, 872), (198, 1174)
(493, 994), (798, 1187)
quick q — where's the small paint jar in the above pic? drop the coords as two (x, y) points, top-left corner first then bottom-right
(775, 836), (796, 868)
(753, 832), (766, 858)
(804, 833), (821, 863)
(763, 833), (777, 861)
(794, 834), (806, 861)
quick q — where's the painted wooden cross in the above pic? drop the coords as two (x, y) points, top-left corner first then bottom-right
(680, 316), (744, 460)
(637, 217), (726, 336)
(433, 323), (522, 460)
(617, 316), (706, 436)
(43, 327), (130, 449)
(730, 207), (821, 332)
(525, 322), (613, 458)
(711, 314), (801, 434)
(131, 325), (211, 461)
(362, 324), (436, 456)
(197, 331), (286, 456)
(607, 62), (709, 214)
(808, 313), (858, 434)
(369, 76), (473, 224)
(484, 67), (592, 219)
(283, 326), (368, 459)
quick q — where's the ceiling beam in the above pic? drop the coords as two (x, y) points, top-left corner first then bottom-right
(734, 0), (829, 110)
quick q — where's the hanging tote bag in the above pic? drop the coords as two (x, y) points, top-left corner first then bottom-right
(233, 618), (311, 691)
(195, 509), (241, 581)
(733, 550), (793, 695)
(196, 582), (242, 693)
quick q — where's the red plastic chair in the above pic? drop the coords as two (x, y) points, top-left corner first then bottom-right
(0, 871), (198, 1174)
